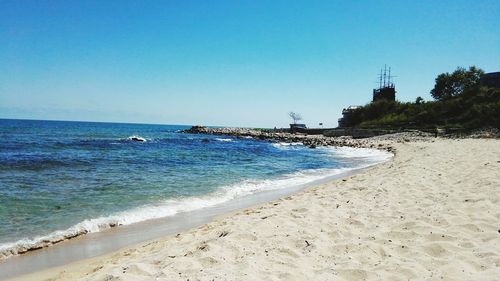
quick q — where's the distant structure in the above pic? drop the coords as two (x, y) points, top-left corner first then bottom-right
(338, 106), (360, 128)
(481, 72), (500, 88)
(338, 65), (396, 128)
(372, 65), (396, 102)
(289, 123), (307, 131)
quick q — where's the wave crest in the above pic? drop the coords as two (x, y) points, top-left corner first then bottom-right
(215, 138), (233, 142)
(0, 146), (392, 260)
(127, 135), (147, 142)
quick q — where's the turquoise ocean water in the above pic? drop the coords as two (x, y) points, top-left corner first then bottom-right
(0, 119), (391, 258)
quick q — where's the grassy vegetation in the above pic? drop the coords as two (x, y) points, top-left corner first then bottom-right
(341, 67), (500, 131)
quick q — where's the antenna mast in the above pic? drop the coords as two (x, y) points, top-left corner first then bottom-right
(379, 68), (383, 88)
(375, 64), (396, 89)
(388, 67), (391, 87)
(383, 64), (387, 87)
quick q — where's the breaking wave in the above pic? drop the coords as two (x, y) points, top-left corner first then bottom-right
(271, 142), (303, 149)
(215, 138), (233, 142)
(0, 146), (392, 260)
(127, 135), (147, 142)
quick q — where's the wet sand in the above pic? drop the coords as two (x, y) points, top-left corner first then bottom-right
(1, 155), (375, 279)
(9, 138), (500, 280)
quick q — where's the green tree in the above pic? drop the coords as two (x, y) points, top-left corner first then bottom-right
(430, 66), (484, 100)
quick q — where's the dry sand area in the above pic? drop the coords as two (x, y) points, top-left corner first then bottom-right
(12, 138), (500, 280)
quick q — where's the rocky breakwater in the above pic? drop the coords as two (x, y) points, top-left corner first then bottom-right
(182, 126), (434, 153)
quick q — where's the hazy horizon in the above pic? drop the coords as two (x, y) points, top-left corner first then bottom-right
(0, 117), (239, 128)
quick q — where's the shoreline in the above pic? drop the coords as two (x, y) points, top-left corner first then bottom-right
(0, 135), (392, 279)
(0, 163), (383, 280)
(0, 129), (396, 262)
(6, 135), (500, 280)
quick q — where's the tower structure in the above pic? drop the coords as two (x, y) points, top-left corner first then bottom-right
(373, 65), (396, 102)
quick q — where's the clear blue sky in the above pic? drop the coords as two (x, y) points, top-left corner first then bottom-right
(1, 0), (498, 127)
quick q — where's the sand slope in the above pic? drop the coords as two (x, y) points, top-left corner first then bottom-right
(12, 138), (500, 281)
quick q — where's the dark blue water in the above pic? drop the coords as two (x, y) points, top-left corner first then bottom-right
(0, 119), (390, 258)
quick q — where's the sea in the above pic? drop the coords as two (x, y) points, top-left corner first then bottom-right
(0, 119), (391, 259)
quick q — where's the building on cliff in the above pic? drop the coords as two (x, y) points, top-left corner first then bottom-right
(373, 65), (396, 102)
(481, 72), (500, 88)
(338, 66), (396, 128)
(338, 106), (360, 128)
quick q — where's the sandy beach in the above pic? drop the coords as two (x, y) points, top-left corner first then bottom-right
(9, 137), (500, 281)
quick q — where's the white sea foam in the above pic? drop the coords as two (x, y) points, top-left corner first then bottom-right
(324, 146), (392, 163)
(271, 142), (303, 149)
(0, 146), (392, 260)
(215, 138), (233, 142)
(127, 135), (147, 142)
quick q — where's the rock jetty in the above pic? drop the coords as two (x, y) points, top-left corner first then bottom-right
(181, 126), (435, 153)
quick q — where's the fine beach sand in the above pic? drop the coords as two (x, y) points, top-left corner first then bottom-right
(10, 138), (500, 280)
